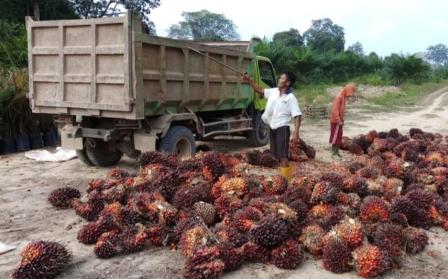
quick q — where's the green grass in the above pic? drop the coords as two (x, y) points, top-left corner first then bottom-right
(295, 83), (334, 106)
(368, 80), (448, 109)
(293, 80), (448, 110)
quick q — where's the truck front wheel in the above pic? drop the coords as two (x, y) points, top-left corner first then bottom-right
(158, 126), (196, 158)
(76, 149), (94, 166)
(248, 112), (269, 147)
(85, 139), (123, 167)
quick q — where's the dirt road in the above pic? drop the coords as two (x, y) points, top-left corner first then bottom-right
(1, 88), (448, 278)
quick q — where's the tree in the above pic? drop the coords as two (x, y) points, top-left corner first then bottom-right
(0, 21), (27, 68)
(347, 42), (364, 56)
(272, 29), (304, 48)
(69, 0), (160, 34)
(0, 0), (78, 23)
(304, 18), (345, 53)
(384, 54), (430, 85)
(168, 10), (240, 41)
(426, 44), (448, 66)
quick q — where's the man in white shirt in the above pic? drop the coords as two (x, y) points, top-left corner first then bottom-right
(243, 72), (302, 179)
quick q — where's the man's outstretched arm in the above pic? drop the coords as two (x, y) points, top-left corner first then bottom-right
(243, 74), (264, 96)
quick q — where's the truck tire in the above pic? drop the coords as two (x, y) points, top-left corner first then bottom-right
(76, 149), (94, 166)
(248, 112), (269, 147)
(158, 126), (196, 157)
(85, 139), (123, 167)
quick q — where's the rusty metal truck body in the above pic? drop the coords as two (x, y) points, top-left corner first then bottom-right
(26, 13), (277, 166)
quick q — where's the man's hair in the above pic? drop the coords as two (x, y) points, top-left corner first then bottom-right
(284, 71), (296, 87)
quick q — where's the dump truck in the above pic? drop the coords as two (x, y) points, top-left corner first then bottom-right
(26, 12), (278, 166)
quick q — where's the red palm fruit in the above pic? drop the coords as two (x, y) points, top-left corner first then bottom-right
(180, 226), (214, 257)
(409, 128), (424, 138)
(322, 235), (352, 273)
(48, 187), (81, 209)
(12, 241), (71, 279)
(403, 227), (428, 254)
(333, 217), (363, 248)
(405, 189), (434, 210)
(211, 176), (248, 198)
(193, 202), (216, 225)
(71, 199), (104, 221)
(249, 216), (290, 248)
(245, 150), (263, 166)
(202, 152), (225, 182)
(371, 224), (405, 265)
(138, 151), (177, 168)
(265, 202), (298, 223)
(383, 178), (403, 200)
(107, 168), (130, 180)
(348, 161), (365, 174)
(369, 138), (388, 153)
(173, 182), (212, 209)
(103, 184), (129, 204)
(218, 243), (244, 271)
(214, 193), (243, 219)
(366, 130), (378, 143)
(307, 204), (344, 230)
(183, 246), (225, 279)
(310, 181), (338, 204)
(219, 153), (241, 168)
(412, 168), (435, 185)
(271, 239), (304, 269)
(93, 230), (121, 258)
(287, 199), (309, 224)
(241, 241), (271, 263)
(215, 226), (248, 248)
(77, 213), (118, 245)
(384, 159), (405, 178)
(402, 147), (420, 163)
(320, 172), (344, 189)
(352, 243), (389, 278)
(147, 200), (178, 225)
(391, 196), (432, 229)
(120, 225), (148, 254)
(357, 167), (380, 179)
(147, 224), (171, 246)
(139, 163), (169, 181)
(87, 179), (106, 193)
(299, 224), (326, 256)
(432, 167), (448, 176)
(425, 151), (446, 167)
(261, 175), (288, 195)
(349, 142), (364, 155)
(259, 151), (279, 167)
(359, 196), (390, 223)
(428, 205), (447, 225)
(232, 206), (263, 232)
(152, 170), (181, 201)
(230, 162), (251, 177)
(343, 175), (368, 196)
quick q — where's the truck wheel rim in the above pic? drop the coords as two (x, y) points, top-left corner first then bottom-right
(175, 137), (192, 157)
(259, 124), (268, 139)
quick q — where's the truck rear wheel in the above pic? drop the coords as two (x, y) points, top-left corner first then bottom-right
(248, 112), (269, 147)
(85, 139), (123, 167)
(76, 149), (94, 166)
(158, 126), (196, 158)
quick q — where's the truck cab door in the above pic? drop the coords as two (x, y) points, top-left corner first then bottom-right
(254, 58), (277, 111)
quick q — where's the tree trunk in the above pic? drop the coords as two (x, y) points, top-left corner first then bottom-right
(32, 0), (40, 20)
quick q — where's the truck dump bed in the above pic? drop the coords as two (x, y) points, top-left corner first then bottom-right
(26, 13), (255, 120)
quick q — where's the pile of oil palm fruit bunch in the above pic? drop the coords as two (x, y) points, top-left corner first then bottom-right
(44, 128), (448, 278)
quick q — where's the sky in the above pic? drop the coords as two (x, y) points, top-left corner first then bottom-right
(150, 0), (448, 56)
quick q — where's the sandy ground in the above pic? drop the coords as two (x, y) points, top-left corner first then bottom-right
(1, 88), (448, 278)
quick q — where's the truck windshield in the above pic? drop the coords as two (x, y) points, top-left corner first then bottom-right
(258, 60), (276, 88)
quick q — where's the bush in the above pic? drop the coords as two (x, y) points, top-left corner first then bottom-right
(0, 21), (27, 69)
